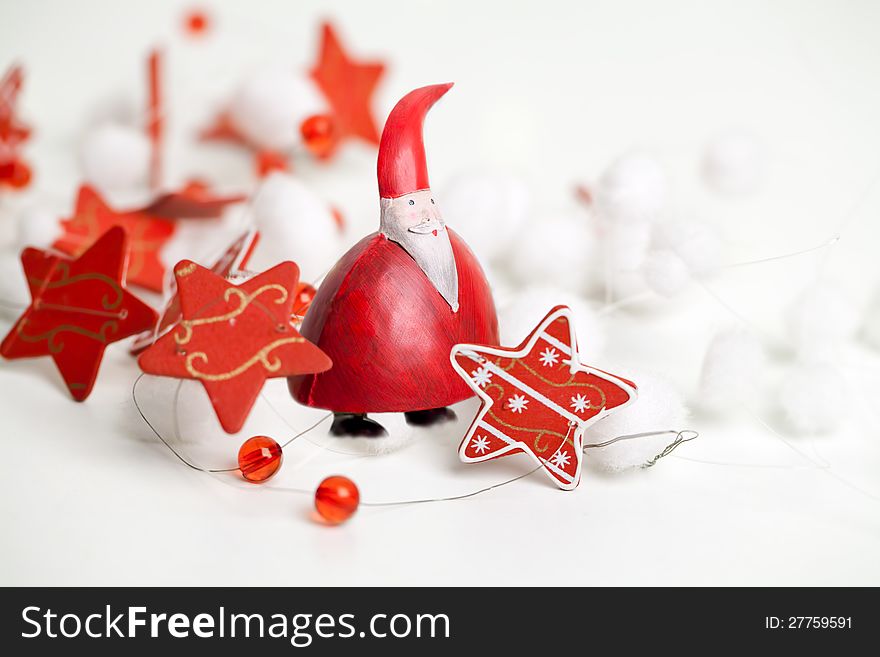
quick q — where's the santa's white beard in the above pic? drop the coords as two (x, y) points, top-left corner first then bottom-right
(384, 225), (459, 312)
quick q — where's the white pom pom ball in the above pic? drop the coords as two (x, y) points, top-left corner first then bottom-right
(248, 173), (342, 282)
(652, 219), (722, 274)
(778, 363), (845, 435)
(697, 329), (766, 412)
(586, 371), (688, 472)
(594, 152), (668, 224)
(642, 249), (690, 297)
(702, 131), (765, 196)
(507, 212), (595, 293)
(80, 124), (151, 192)
(786, 282), (859, 361)
(229, 69), (327, 152)
(498, 285), (604, 360)
(15, 207), (60, 250)
(440, 173), (530, 263)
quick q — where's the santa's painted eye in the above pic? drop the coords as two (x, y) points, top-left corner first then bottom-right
(431, 198), (435, 204)
(408, 199), (415, 205)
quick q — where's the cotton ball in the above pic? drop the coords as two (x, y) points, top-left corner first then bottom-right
(598, 221), (651, 299)
(15, 206), (59, 250)
(786, 282), (859, 361)
(507, 213), (595, 293)
(642, 249), (690, 297)
(863, 288), (880, 351)
(440, 173), (530, 262)
(697, 329), (766, 412)
(652, 220), (722, 274)
(778, 363), (845, 435)
(702, 131), (764, 196)
(0, 250), (29, 315)
(248, 173), (342, 282)
(80, 124), (151, 192)
(499, 285), (604, 360)
(594, 152), (668, 223)
(604, 220), (650, 270)
(228, 69), (327, 152)
(586, 372), (688, 472)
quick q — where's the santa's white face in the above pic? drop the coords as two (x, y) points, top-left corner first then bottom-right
(380, 189), (459, 312)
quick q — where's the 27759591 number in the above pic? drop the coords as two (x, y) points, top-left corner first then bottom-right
(765, 617), (852, 629)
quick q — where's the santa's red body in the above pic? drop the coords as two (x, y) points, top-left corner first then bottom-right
(289, 229), (498, 412)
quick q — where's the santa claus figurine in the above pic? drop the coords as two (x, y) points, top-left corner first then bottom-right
(289, 83), (498, 436)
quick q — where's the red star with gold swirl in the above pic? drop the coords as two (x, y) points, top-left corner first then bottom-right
(1, 227), (158, 401)
(450, 306), (638, 490)
(53, 185), (175, 292)
(138, 260), (331, 434)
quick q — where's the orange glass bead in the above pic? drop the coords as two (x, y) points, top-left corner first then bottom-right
(238, 435), (283, 483)
(300, 114), (338, 159)
(315, 475), (359, 524)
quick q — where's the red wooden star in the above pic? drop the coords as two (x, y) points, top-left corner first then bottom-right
(138, 260), (332, 433)
(53, 186), (175, 293)
(129, 229), (259, 354)
(0, 227), (158, 401)
(310, 22), (385, 147)
(450, 306), (638, 490)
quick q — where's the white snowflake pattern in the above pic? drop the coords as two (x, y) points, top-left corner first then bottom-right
(569, 393), (590, 413)
(538, 347), (559, 367)
(471, 435), (491, 454)
(550, 449), (571, 469)
(471, 365), (493, 388)
(507, 394), (529, 413)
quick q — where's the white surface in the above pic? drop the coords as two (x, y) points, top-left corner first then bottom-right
(2, 0), (880, 586)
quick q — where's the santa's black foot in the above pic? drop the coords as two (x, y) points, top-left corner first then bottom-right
(404, 407), (458, 427)
(330, 413), (388, 437)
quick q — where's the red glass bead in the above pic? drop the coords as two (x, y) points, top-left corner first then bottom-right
(315, 475), (359, 524)
(237, 435), (283, 483)
(0, 158), (31, 189)
(300, 114), (338, 159)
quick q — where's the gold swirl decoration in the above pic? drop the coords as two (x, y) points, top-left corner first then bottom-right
(184, 336), (304, 382)
(28, 261), (124, 311)
(15, 319), (119, 353)
(175, 284), (289, 346)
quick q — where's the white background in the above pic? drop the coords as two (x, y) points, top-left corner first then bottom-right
(1, 0), (879, 585)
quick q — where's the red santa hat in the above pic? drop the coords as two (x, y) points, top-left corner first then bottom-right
(377, 83), (453, 199)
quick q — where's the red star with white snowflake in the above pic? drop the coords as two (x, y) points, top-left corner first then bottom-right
(310, 22), (385, 146)
(53, 186), (175, 292)
(0, 227), (158, 401)
(451, 306), (638, 490)
(138, 260), (332, 433)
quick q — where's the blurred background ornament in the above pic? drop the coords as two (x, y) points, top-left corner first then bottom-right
(0, 64), (33, 191)
(201, 21), (385, 172)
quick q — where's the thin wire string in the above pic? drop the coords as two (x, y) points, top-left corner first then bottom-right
(133, 369), (698, 506)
